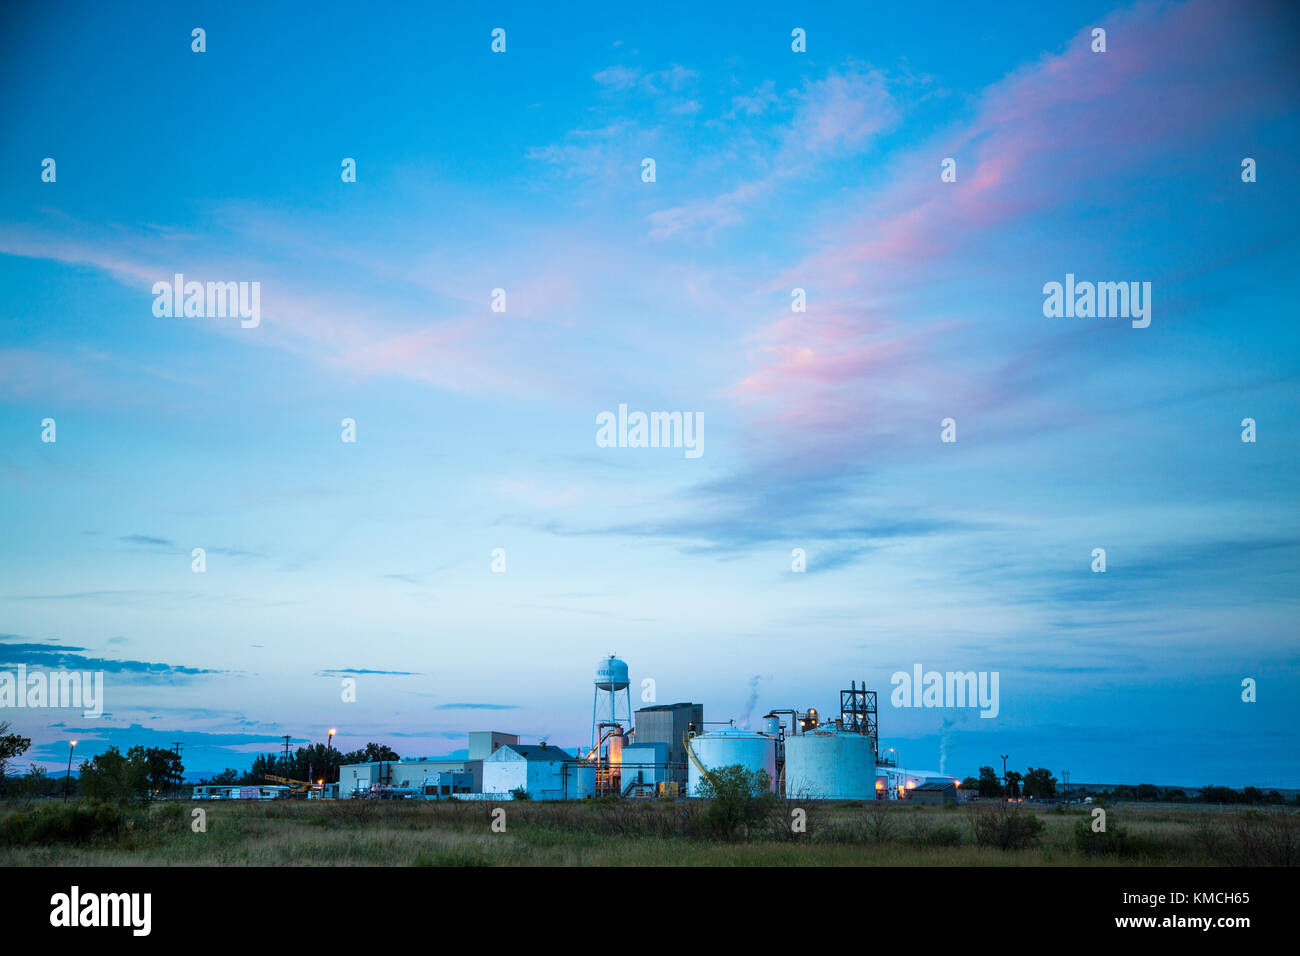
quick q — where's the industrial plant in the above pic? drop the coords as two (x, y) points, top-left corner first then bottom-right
(194, 657), (960, 803)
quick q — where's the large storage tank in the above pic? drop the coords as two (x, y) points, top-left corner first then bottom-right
(566, 763), (596, 799)
(783, 726), (877, 800)
(687, 728), (778, 795)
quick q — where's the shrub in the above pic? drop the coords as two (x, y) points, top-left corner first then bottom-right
(969, 804), (1044, 850)
(154, 802), (184, 826)
(1074, 818), (1129, 856)
(906, 817), (963, 847)
(1227, 810), (1299, 866)
(510, 787), (532, 802)
(766, 799), (814, 842)
(0, 800), (136, 846)
(694, 765), (777, 840)
(862, 801), (894, 844)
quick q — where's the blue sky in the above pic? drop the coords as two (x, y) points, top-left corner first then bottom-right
(1, 0), (1297, 787)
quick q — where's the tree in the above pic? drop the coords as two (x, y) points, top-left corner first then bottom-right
(0, 722), (32, 796)
(78, 747), (150, 805)
(288, 743), (342, 786)
(244, 741), (400, 788)
(346, 743), (400, 764)
(246, 754), (279, 784)
(10, 764), (59, 799)
(1023, 767), (1057, 799)
(977, 766), (1001, 798)
(203, 768), (239, 785)
(1199, 785), (1239, 804)
(1005, 770), (1023, 799)
(132, 746), (183, 798)
(960, 776), (980, 792)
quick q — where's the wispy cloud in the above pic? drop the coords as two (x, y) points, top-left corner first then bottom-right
(433, 703), (520, 711)
(0, 636), (221, 680)
(648, 66), (897, 239)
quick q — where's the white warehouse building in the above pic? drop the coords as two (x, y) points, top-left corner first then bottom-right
(481, 744), (590, 800)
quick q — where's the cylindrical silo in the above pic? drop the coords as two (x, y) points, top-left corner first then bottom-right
(687, 728), (778, 795)
(783, 726), (877, 799)
(566, 763), (596, 799)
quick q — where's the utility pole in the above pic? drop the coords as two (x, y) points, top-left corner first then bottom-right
(326, 729), (336, 799)
(171, 742), (185, 801)
(64, 740), (77, 803)
(1000, 754), (1009, 804)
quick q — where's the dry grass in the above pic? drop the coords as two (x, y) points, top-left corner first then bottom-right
(0, 798), (1292, 867)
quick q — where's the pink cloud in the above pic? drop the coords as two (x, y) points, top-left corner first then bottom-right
(795, 0), (1292, 283)
(738, 0), (1295, 458)
(0, 219), (586, 402)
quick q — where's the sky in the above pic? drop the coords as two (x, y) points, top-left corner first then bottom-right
(0, 0), (1297, 787)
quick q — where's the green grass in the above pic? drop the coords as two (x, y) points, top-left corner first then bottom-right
(0, 798), (1293, 866)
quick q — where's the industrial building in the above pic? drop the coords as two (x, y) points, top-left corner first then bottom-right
(339, 755), (482, 798)
(684, 679), (958, 800)
(332, 730), (532, 798)
(221, 659), (957, 803)
(481, 743), (590, 800)
(909, 782), (959, 806)
(192, 784), (291, 800)
(632, 702), (702, 787)
(620, 741), (670, 796)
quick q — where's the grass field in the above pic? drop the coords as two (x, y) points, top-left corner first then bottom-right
(1, 797), (1296, 866)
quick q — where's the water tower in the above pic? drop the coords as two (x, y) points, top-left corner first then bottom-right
(591, 654), (632, 756)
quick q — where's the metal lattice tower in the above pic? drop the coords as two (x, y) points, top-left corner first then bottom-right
(840, 680), (878, 745)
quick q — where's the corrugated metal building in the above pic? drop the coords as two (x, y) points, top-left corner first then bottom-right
(909, 781), (958, 806)
(620, 741), (670, 795)
(339, 759), (483, 796)
(468, 731), (517, 760)
(481, 744), (581, 800)
(633, 702), (702, 784)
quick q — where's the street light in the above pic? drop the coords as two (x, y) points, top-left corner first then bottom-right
(325, 729), (337, 800)
(64, 740), (77, 803)
(1000, 754), (1010, 804)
